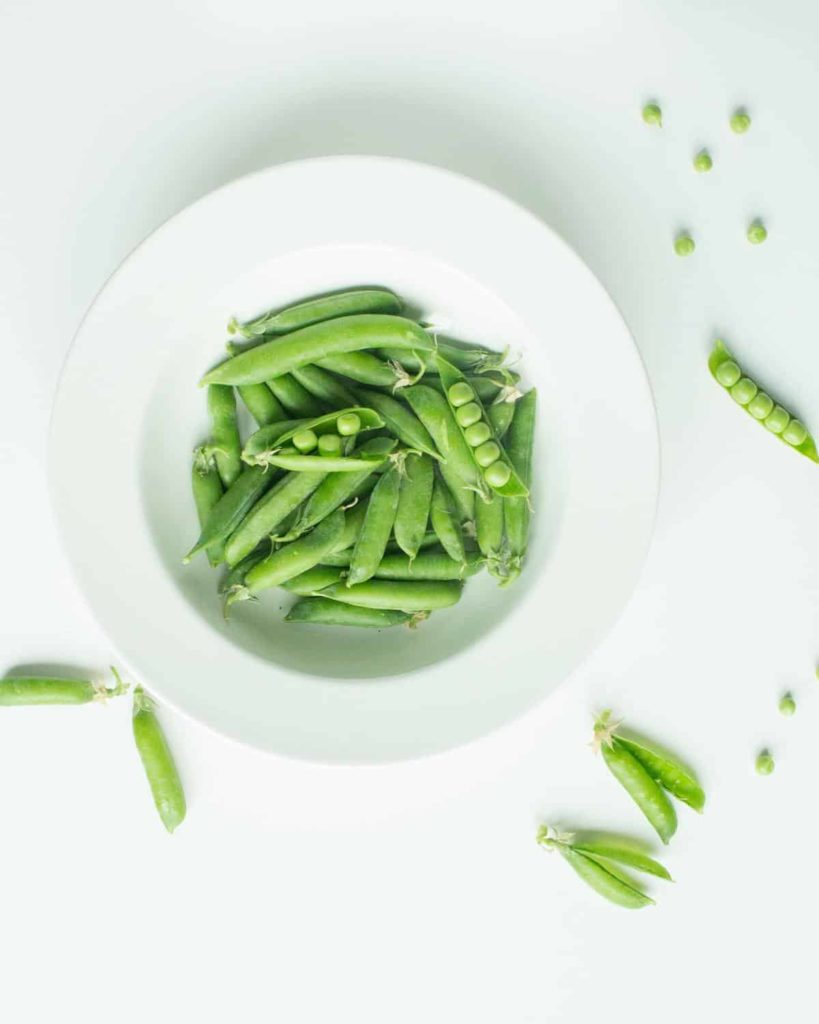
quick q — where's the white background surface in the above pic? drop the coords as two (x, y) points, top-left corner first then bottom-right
(1, 1), (817, 1021)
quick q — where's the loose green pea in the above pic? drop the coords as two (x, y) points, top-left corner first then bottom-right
(730, 110), (751, 134)
(747, 220), (768, 245)
(293, 429), (318, 453)
(715, 360), (741, 388)
(756, 750), (774, 775)
(693, 149), (713, 173)
(464, 421), (492, 448)
(779, 693), (796, 716)
(747, 392), (774, 420)
(764, 406), (790, 434)
(783, 420), (808, 446)
(642, 102), (662, 127)
(455, 402), (482, 428)
(484, 462), (511, 487)
(730, 377), (758, 406)
(337, 413), (362, 436)
(475, 441), (501, 467)
(448, 382), (475, 407)
(318, 433), (343, 456)
(674, 234), (695, 257)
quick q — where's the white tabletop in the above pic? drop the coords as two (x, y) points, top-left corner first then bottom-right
(2, 1), (817, 1021)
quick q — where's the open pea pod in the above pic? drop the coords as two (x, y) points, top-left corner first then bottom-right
(242, 407), (384, 466)
(709, 339), (819, 464)
(435, 356), (529, 498)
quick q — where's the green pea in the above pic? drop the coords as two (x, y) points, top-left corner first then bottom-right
(484, 462), (511, 488)
(764, 406), (790, 434)
(779, 693), (796, 716)
(730, 377), (758, 406)
(318, 433), (343, 457)
(132, 687), (186, 833)
(756, 750), (774, 775)
(642, 102), (662, 127)
(715, 360), (741, 388)
(693, 149), (713, 173)
(455, 402), (482, 428)
(464, 421), (492, 448)
(337, 413), (362, 436)
(730, 110), (751, 134)
(475, 441), (501, 467)
(293, 429), (318, 453)
(674, 234), (695, 257)
(747, 391), (774, 420)
(783, 420), (808, 446)
(747, 220), (768, 245)
(448, 382), (475, 407)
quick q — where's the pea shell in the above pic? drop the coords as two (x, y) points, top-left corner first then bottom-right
(132, 688), (186, 833)
(559, 847), (654, 909)
(267, 373), (325, 417)
(429, 474), (467, 563)
(601, 740), (678, 844)
(292, 364), (358, 407)
(242, 407), (384, 465)
(243, 509), (346, 595)
(232, 288), (402, 337)
(503, 389), (537, 578)
(393, 454), (434, 559)
(353, 387), (440, 460)
(207, 384), (242, 487)
(285, 597), (414, 628)
(347, 465), (401, 586)
(571, 840), (672, 880)
(184, 465), (278, 562)
(615, 735), (705, 813)
(260, 451), (388, 473)
(279, 565), (346, 595)
(318, 579), (462, 612)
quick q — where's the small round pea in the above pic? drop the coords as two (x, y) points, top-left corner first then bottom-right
(764, 406), (790, 434)
(448, 382), (475, 407)
(318, 433), (343, 456)
(747, 391), (774, 420)
(747, 220), (767, 245)
(464, 422), (492, 448)
(730, 377), (758, 406)
(755, 750), (775, 776)
(293, 429), (318, 453)
(642, 103), (662, 127)
(779, 693), (796, 717)
(782, 420), (808, 446)
(715, 360), (741, 387)
(730, 110), (751, 134)
(693, 149), (713, 173)
(455, 402), (482, 428)
(674, 234), (695, 257)
(337, 413), (362, 436)
(484, 462), (511, 488)
(475, 441), (501, 467)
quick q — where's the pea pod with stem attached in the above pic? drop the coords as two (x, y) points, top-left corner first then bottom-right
(201, 315), (435, 387)
(429, 473), (467, 563)
(393, 454), (434, 560)
(286, 597), (421, 628)
(315, 351), (407, 388)
(709, 339), (818, 463)
(184, 464), (278, 562)
(207, 385), (242, 487)
(353, 387), (440, 459)
(503, 389), (537, 583)
(347, 462), (402, 586)
(219, 541), (272, 593)
(318, 579), (462, 612)
(0, 666), (128, 705)
(242, 407), (384, 467)
(228, 287), (403, 338)
(132, 687), (186, 833)
(191, 446), (225, 567)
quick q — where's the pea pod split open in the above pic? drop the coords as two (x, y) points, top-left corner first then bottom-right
(242, 407), (384, 466)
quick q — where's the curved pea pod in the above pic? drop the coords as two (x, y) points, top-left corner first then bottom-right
(242, 408), (384, 466)
(615, 736), (705, 813)
(292, 364), (358, 407)
(393, 454), (434, 559)
(260, 449), (389, 473)
(318, 579), (462, 612)
(559, 847), (654, 909)
(285, 597), (417, 628)
(267, 372), (325, 417)
(369, 549), (482, 581)
(183, 465), (277, 562)
(571, 840), (672, 881)
(279, 565), (346, 595)
(503, 389), (537, 582)
(236, 382), (286, 426)
(328, 497), (369, 553)
(353, 387), (440, 459)
(201, 315), (435, 387)
(475, 494), (505, 579)
(709, 339), (818, 463)
(347, 464), (401, 586)
(207, 385), (242, 487)
(429, 474), (467, 563)
(387, 530), (439, 555)
(132, 687), (186, 833)
(191, 447), (225, 567)
(229, 287), (403, 337)
(316, 351), (403, 388)
(436, 356), (529, 498)
(487, 394), (517, 439)
(384, 339), (506, 375)
(219, 542), (272, 593)
(0, 667), (128, 705)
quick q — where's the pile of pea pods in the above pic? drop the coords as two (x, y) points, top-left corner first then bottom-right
(184, 287), (537, 627)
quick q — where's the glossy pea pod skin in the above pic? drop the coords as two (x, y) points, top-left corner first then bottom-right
(229, 288), (403, 337)
(191, 447), (225, 567)
(315, 351), (402, 388)
(367, 549), (482, 581)
(709, 340), (818, 463)
(503, 389), (537, 582)
(285, 597), (416, 628)
(600, 737), (678, 844)
(237, 383), (286, 426)
(347, 464), (401, 586)
(201, 315), (435, 387)
(319, 579), (462, 612)
(614, 736), (705, 813)
(487, 397), (517, 439)
(267, 373), (325, 418)
(429, 474), (467, 564)
(292, 365), (358, 408)
(132, 687), (186, 833)
(393, 454), (434, 560)
(475, 494), (505, 579)
(242, 408), (383, 467)
(353, 387), (440, 460)
(207, 385), (243, 487)
(219, 542), (272, 593)
(279, 565), (346, 595)
(184, 464), (277, 562)
(560, 847), (654, 909)
(0, 668), (128, 706)
(256, 450), (387, 474)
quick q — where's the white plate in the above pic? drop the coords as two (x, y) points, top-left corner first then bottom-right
(50, 156), (658, 763)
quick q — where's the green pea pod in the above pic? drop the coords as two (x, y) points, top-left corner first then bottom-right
(352, 388), (440, 460)
(383, 340), (506, 375)
(191, 447), (224, 567)
(285, 597), (417, 628)
(369, 549), (482, 580)
(319, 579), (462, 612)
(236, 382), (286, 426)
(267, 372), (325, 417)
(184, 465), (277, 562)
(207, 384), (242, 487)
(393, 454), (434, 559)
(429, 474), (467, 563)
(615, 736), (706, 813)
(571, 841), (672, 881)
(0, 667), (128, 705)
(243, 407), (384, 466)
(328, 498), (369, 553)
(224, 470), (327, 567)
(201, 315), (435, 387)
(387, 530), (439, 555)
(475, 493), (505, 579)
(132, 687), (186, 834)
(315, 351), (402, 388)
(229, 288), (403, 337)
(599, 736), (678, 844)
(435, 356), (528, 498)
(348, 464), (401, 586)
(559, 847), (654, 909)
(487, 398), (516, 439)
(280, 565), (346, 595)
(261, 450), (388, 473)
(503, 389), (537, 582)
(219, 542), (272, 593)
(709, 339), (818, 463)
(468, 372), (521, 403)
(292, 364), (358, 407)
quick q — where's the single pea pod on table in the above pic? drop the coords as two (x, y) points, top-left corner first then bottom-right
(0, 667), (128, 705)
(132, 686), (186, 833)
(709, 339), (818, 463)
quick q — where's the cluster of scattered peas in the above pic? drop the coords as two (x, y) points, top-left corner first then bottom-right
(641, 101), (767, 253)
(753, 669), (818, 777)
(186, 287), (537, 628)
